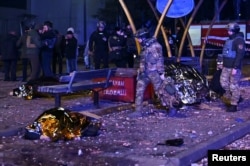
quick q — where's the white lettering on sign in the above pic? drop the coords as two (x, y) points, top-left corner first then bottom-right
(212, 154), (247, 162)
(103, 89), (127, 96)
(111, 80), (125, 86)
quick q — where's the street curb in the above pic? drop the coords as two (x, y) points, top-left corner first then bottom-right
(167, 120), (250, 166)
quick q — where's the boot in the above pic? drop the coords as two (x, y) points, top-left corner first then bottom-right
(221, 96), (231, 106)
(226, 105), (237, 112)
(167, 107), (187, 118)
(128, 111), (143, 118)
(238, 96), (243, 104)
(168, 107), (177, 117)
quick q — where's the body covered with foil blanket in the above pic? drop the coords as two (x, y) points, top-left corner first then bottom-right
(24, 107), (101, 141)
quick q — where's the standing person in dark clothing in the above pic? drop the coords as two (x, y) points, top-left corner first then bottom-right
(40, 21), (56, 77)
(64, 31), (77, 73)
(220, 22), (245, 112)
(88, 20), (109, 69)
(1, 30), (19, 81)
(52, 30), (65, 75)
(125, 25), (137, 68)
(108, 27), (127, 68)
(26, 24), (42, 81)
(17, 27), (30, 82)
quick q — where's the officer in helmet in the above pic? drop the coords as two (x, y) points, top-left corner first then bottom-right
(129, 28), (178, 117)
(220, 22), (245, 112)
(88, 20), (109, 69)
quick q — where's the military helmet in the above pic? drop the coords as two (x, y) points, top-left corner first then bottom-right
(227, 22), (240, 33)
(134, 28), (149, 39)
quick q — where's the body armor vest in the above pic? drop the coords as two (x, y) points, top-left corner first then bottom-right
(222, 36), (243, 58)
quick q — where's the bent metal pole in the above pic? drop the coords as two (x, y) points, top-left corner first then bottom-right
(119, 0), (141, 54)
(119, 0), (136, 33)
(199, 0), (228, 68)
(177, 0), (204, 62)
(147, 0), (172, 57)
(153, 0), (173, 39)
(178, 18), (195, 57)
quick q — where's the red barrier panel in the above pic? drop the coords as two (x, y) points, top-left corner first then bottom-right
(99, 68), (153, 103)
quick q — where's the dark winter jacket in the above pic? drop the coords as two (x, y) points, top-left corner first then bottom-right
(65, 37), (77, 59)
(89, 30), (109, 54)
(16, 32), (28, 59)
(26, 29), (42, 56)
(41, 30), (56, 52)
(1, 33), (19, 60)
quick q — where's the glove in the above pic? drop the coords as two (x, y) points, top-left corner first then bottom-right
(160, 73), (165, 80)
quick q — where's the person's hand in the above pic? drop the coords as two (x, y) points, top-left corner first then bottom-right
(232, 68), (237, 75)
(160, 73), (165, 80)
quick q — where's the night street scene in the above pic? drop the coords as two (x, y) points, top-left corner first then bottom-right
(1, 0), (250, 165)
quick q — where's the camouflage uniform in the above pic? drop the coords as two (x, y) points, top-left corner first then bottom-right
(135, 38), (169, 111)
(158, 76), (178, 108)
(220, 25), (245, 110)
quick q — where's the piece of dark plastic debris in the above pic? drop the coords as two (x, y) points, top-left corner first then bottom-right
(235, 118), (244, 123)
(157, 138), (184, 146)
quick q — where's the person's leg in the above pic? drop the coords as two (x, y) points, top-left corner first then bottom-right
(135, 74), (149, 112)
(74, 57), (78, 71)
(10, 60), (17, 81)
(84, 54), (90, 69)
(127, 53), (134, 68)
(69, 59), (76, 72)
(220, 68), (231, 101)
(73, 58), (77, 71)
(66, 59), (70, 74)
(52, 53), (57, 74)
(94, 55), (101, 69)
(29, 55), (41, 80)
(227, 69), (242, 112)
(58, 53), (63, 74)
(102, 53), (109, 68)
(22, 58), (28, 81)
(3, 60), (10, 81)
(230, 70), (241, 105)
(42, 51), (54, 77)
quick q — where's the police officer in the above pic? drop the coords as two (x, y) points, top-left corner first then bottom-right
(220, 22), (245, 112)
(130, 28), (177, 117)
(108, 27), (127, 67)
(88, 20), (109, 69)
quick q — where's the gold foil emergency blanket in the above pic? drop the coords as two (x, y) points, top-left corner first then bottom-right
(25, 107), (100, 141)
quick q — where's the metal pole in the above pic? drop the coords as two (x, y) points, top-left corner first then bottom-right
(178, 18), (195, 57)
(147, 0), (172, 57)
(199, 0), (228, 68)
(177, 0), (204, 61)
(153, 0), (173, 38)
(118, 0), (136, 33)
